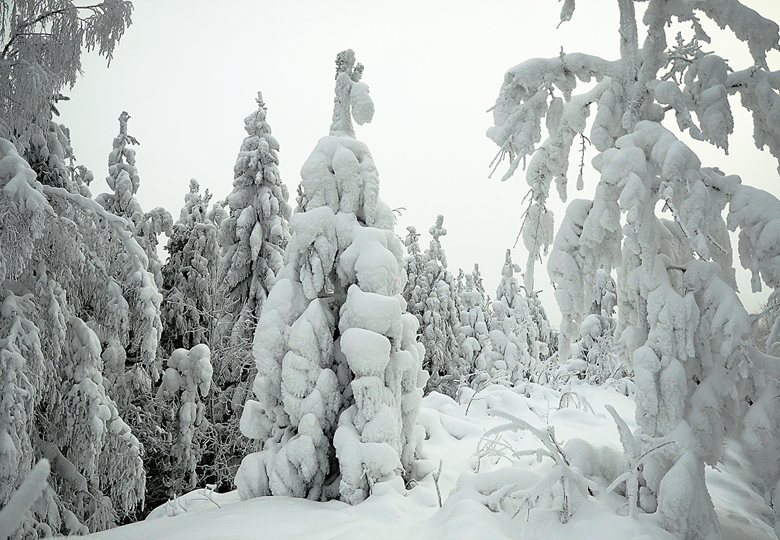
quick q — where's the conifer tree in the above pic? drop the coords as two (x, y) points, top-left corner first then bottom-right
(161, 179), (219, 354)
(153, 344), (213, 499)
(24, 119), (87, 193)
(0, 132), (153, 535)
(403, 226), (425, 317)
(480, 250), (533, 385)
(403, 216), (462, 395)
(457, 268), (491, 386)
(218, 92), (291, 345)
(97, 111), (172, 290)
(566, 269), (622, 383)
(236, 50), (426, 505)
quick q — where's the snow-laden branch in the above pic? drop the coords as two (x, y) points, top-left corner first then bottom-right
(40, 184), (162, 368)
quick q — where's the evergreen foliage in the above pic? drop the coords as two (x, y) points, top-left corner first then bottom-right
(489, 1), (780, 536)
(218, 92), (291, 345)
(0, 132), (153, 535)
(456, 266), (492, 386)
(161, 179), (219, 354)
(402, 216), (462, 396)
(235, 50), (426, 505)
(97, 111), (172, 290)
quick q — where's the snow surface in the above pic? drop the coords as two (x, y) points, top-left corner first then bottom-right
(83, 382), (774, 540)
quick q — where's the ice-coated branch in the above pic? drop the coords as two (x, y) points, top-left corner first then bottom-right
(689, 0), (780, 69)
(726, 67), (780, 172)
(479, 409), (597, 522)
(605, 404), (674, 519)
(488, 53), (618, 184)
(40, 184), (163, 369)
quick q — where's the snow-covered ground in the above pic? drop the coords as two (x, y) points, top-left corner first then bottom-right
(85, 382), (775, 540)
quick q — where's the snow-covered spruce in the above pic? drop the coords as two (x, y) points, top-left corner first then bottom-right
(476, 249), (555, 388)
(456, 267), (491, 387)
(566, 270), (621, 384)
(24, 120), (92, 195)
(160, 180), (248, 495)
(496, 251), (532, 383)
(0, 133), (157, 533)
(403, 216), (462, 396)
(489, 2), (780, 537)
(161, 179), (220, 354)
(97, 111), (172, 290)
(156, 344), (213, 494)
(207, 94), (292, 493)
(549, 203), (622, 381)
(218, 92), (291, 345)
(402, 226), (425, 324)
(236, 50), (426, 505)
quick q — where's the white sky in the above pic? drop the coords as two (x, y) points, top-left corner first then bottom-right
(60, 0), (780, 325)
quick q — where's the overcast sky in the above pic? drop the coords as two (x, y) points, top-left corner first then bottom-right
(60, 0), (780, 324)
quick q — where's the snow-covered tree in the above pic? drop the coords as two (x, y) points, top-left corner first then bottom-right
(402, 216), (462, 395)
(235, 49), (426, 505)
(489, 2), (780, 537)
(161, 179), (219, 354)
(549, 203), (622, 381)
(161, 181), (256, 494)
(477, 250), (533, 386)
(456, 267), (492, 385)
(24, 118), (92, 195)
(752, 294), (780, 356)
(218, 92), (291, 345)
(205, 94), (292, 493)
(402, 225), (425, 316)
(0, 459), (51, 540)
(0, 0), (133, 152)
(524, 285), (557, 384)
(155, 181), (227, 501)
(97, 111), (172, 289)
(565, 269), (623, 383)
(0, 136), (153, 535)
(154, 344), (213, 497)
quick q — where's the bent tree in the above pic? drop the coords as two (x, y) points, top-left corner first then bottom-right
(489, 1), (780, 539)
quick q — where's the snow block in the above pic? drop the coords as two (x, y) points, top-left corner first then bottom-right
(341, 328), (391, 377)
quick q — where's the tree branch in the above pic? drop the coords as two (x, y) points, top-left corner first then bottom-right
(1, 2), (106, 59)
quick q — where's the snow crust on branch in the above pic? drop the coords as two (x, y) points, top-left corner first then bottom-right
(0, 134), (160, 533)
(489, 2), (780, 536)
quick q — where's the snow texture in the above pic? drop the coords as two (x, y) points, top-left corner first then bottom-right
(237, 51), (426, 505)
(489, 3), (780, 538)
(218, 92), (291, 344)
(1, 135), (154, 534)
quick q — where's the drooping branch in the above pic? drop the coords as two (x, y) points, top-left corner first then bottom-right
(1, 3), (106, 59)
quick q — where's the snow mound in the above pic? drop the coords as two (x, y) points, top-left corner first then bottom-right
(84, 383), (774, 540)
